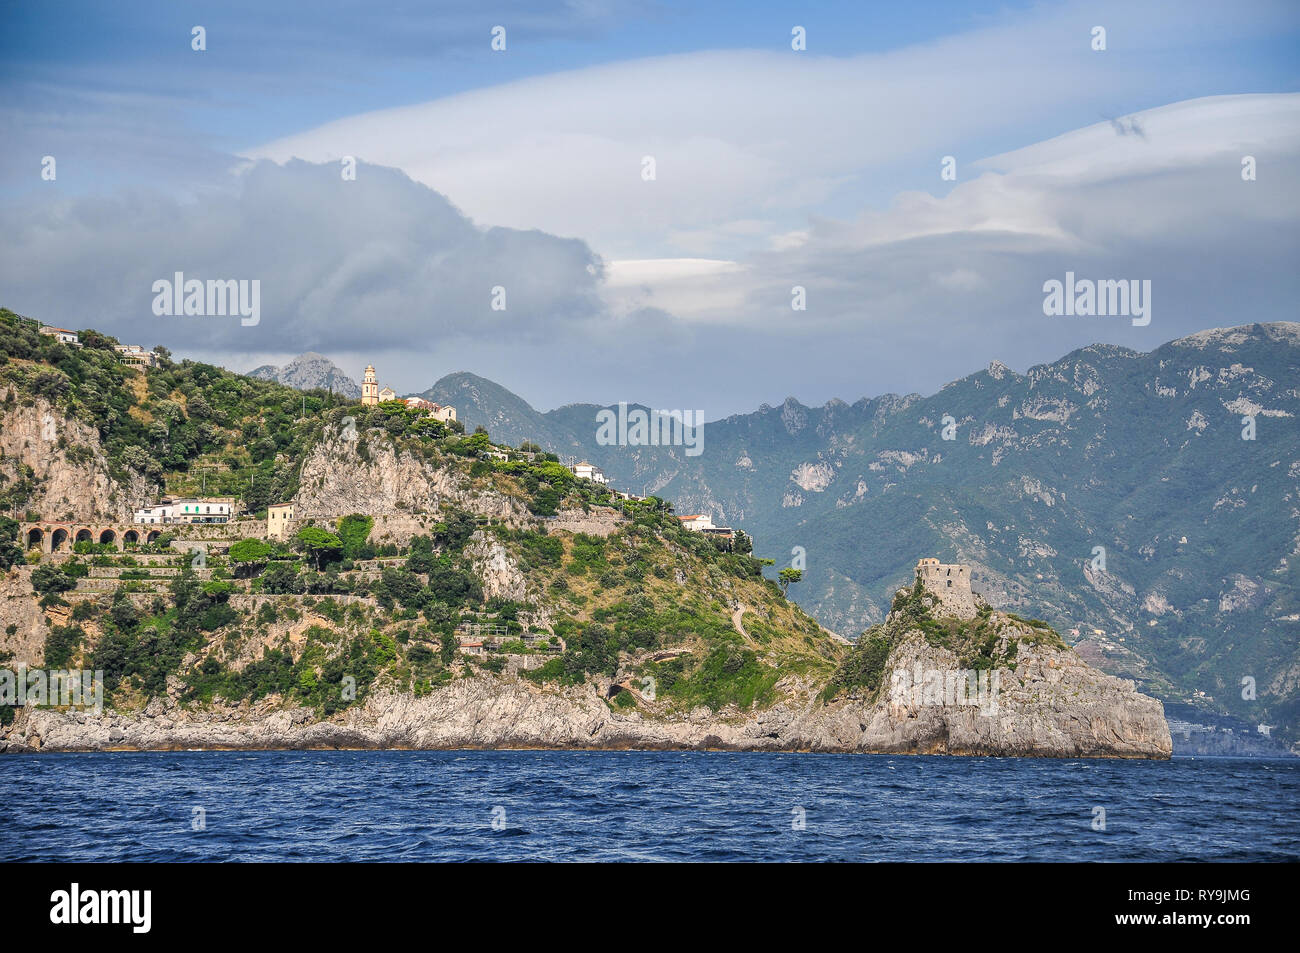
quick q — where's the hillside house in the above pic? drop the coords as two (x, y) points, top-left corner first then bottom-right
(113, 344), (157, 368)
(677, 513), (735, 540)
(404, 397), (458, 422)
(267, 501), (295, 539)
(133, 497), (233, 525)
(572, 461), (607, 484)
(39, 326), (80, 346)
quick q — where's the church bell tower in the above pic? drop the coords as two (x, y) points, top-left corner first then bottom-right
(361, 365), (379, 406)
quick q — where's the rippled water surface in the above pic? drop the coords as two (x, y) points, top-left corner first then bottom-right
(1, 751), (1296, 861)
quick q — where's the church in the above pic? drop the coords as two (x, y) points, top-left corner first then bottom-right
(360, 364), (457, 422)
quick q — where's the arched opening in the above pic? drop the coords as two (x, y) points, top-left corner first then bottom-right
(146, 531), (160, 544)
(98, 529), (117, 546)
(26, 527), (43, 549)
(123, 530), (140, 546)
(51, 528), (69, 552)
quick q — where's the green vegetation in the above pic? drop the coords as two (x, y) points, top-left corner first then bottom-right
(0, 517), (23, 571)
(778, 567), (802, 595)
(43, 624), (85, 668)
(337, 514), (374, 560)
(294, 526), (343, 569)
(229, 538), (275, 576)
(184, 627), (396, 715)
(645, 643), (779, 712)
(821, 627), (894, 702)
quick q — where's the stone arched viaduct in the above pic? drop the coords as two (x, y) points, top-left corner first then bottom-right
(19, 521), (161, 554)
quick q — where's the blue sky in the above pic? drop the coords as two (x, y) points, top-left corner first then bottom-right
(3, 1), (1297, 196)
(1, 0), (1298, 415)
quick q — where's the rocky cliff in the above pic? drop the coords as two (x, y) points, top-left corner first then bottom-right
(0, 399), (152, 521)
(1, 633), (1169, 757)
(417, 324), (1300, 744)
(293, 427), (532, 532)
(2, 576), (1171, 758)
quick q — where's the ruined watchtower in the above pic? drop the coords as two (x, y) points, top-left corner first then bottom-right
(915, 557), (980, 619)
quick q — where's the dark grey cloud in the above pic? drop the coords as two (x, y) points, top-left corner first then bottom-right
(0, 159), (604, 356)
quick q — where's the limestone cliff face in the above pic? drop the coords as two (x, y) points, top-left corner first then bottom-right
(0, 400), (152, 521)
(465, 532), (530, 603)
(2, 626), (1171, 757)
(0, 566), (51, 664)
(292, 429), (531, 531)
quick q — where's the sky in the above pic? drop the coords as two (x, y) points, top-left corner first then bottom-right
(1, 0), (1298, 419)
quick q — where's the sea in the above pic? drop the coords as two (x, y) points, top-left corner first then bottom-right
(1, 751), (1296, 862)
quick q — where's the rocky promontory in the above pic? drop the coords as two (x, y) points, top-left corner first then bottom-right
(3, 588), (1171, 758)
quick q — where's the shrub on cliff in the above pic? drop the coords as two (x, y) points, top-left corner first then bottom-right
(649, 644), (778, 712)
(43, 624), (85, 668)
(821, 627), (894, 702)
(0, 517), (23, 571)
(337, 514), (373, 560)
(31, 563), (75, 595)
(430, 510), (476, 551)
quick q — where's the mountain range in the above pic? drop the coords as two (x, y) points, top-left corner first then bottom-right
(261, 324), (1300, 742)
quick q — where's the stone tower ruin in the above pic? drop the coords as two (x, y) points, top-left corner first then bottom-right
(915, 557), (980, 619)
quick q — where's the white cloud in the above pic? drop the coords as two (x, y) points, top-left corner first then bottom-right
(3, 0), (1298, 415)
(245, 0), (1290, 261)
(617, 94), (1300, 330)
(601, 258), (746, 322)
(230, 2), (1300, 373)
(3, 94), (1295, 415)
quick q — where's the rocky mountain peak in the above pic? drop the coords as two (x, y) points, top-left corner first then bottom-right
(248, 352), (361, 398)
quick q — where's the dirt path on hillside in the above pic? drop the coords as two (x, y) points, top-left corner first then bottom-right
(731, 605), (750, 641)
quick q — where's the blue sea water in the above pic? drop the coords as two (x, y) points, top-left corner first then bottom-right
(1, 751), (1296, 862)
